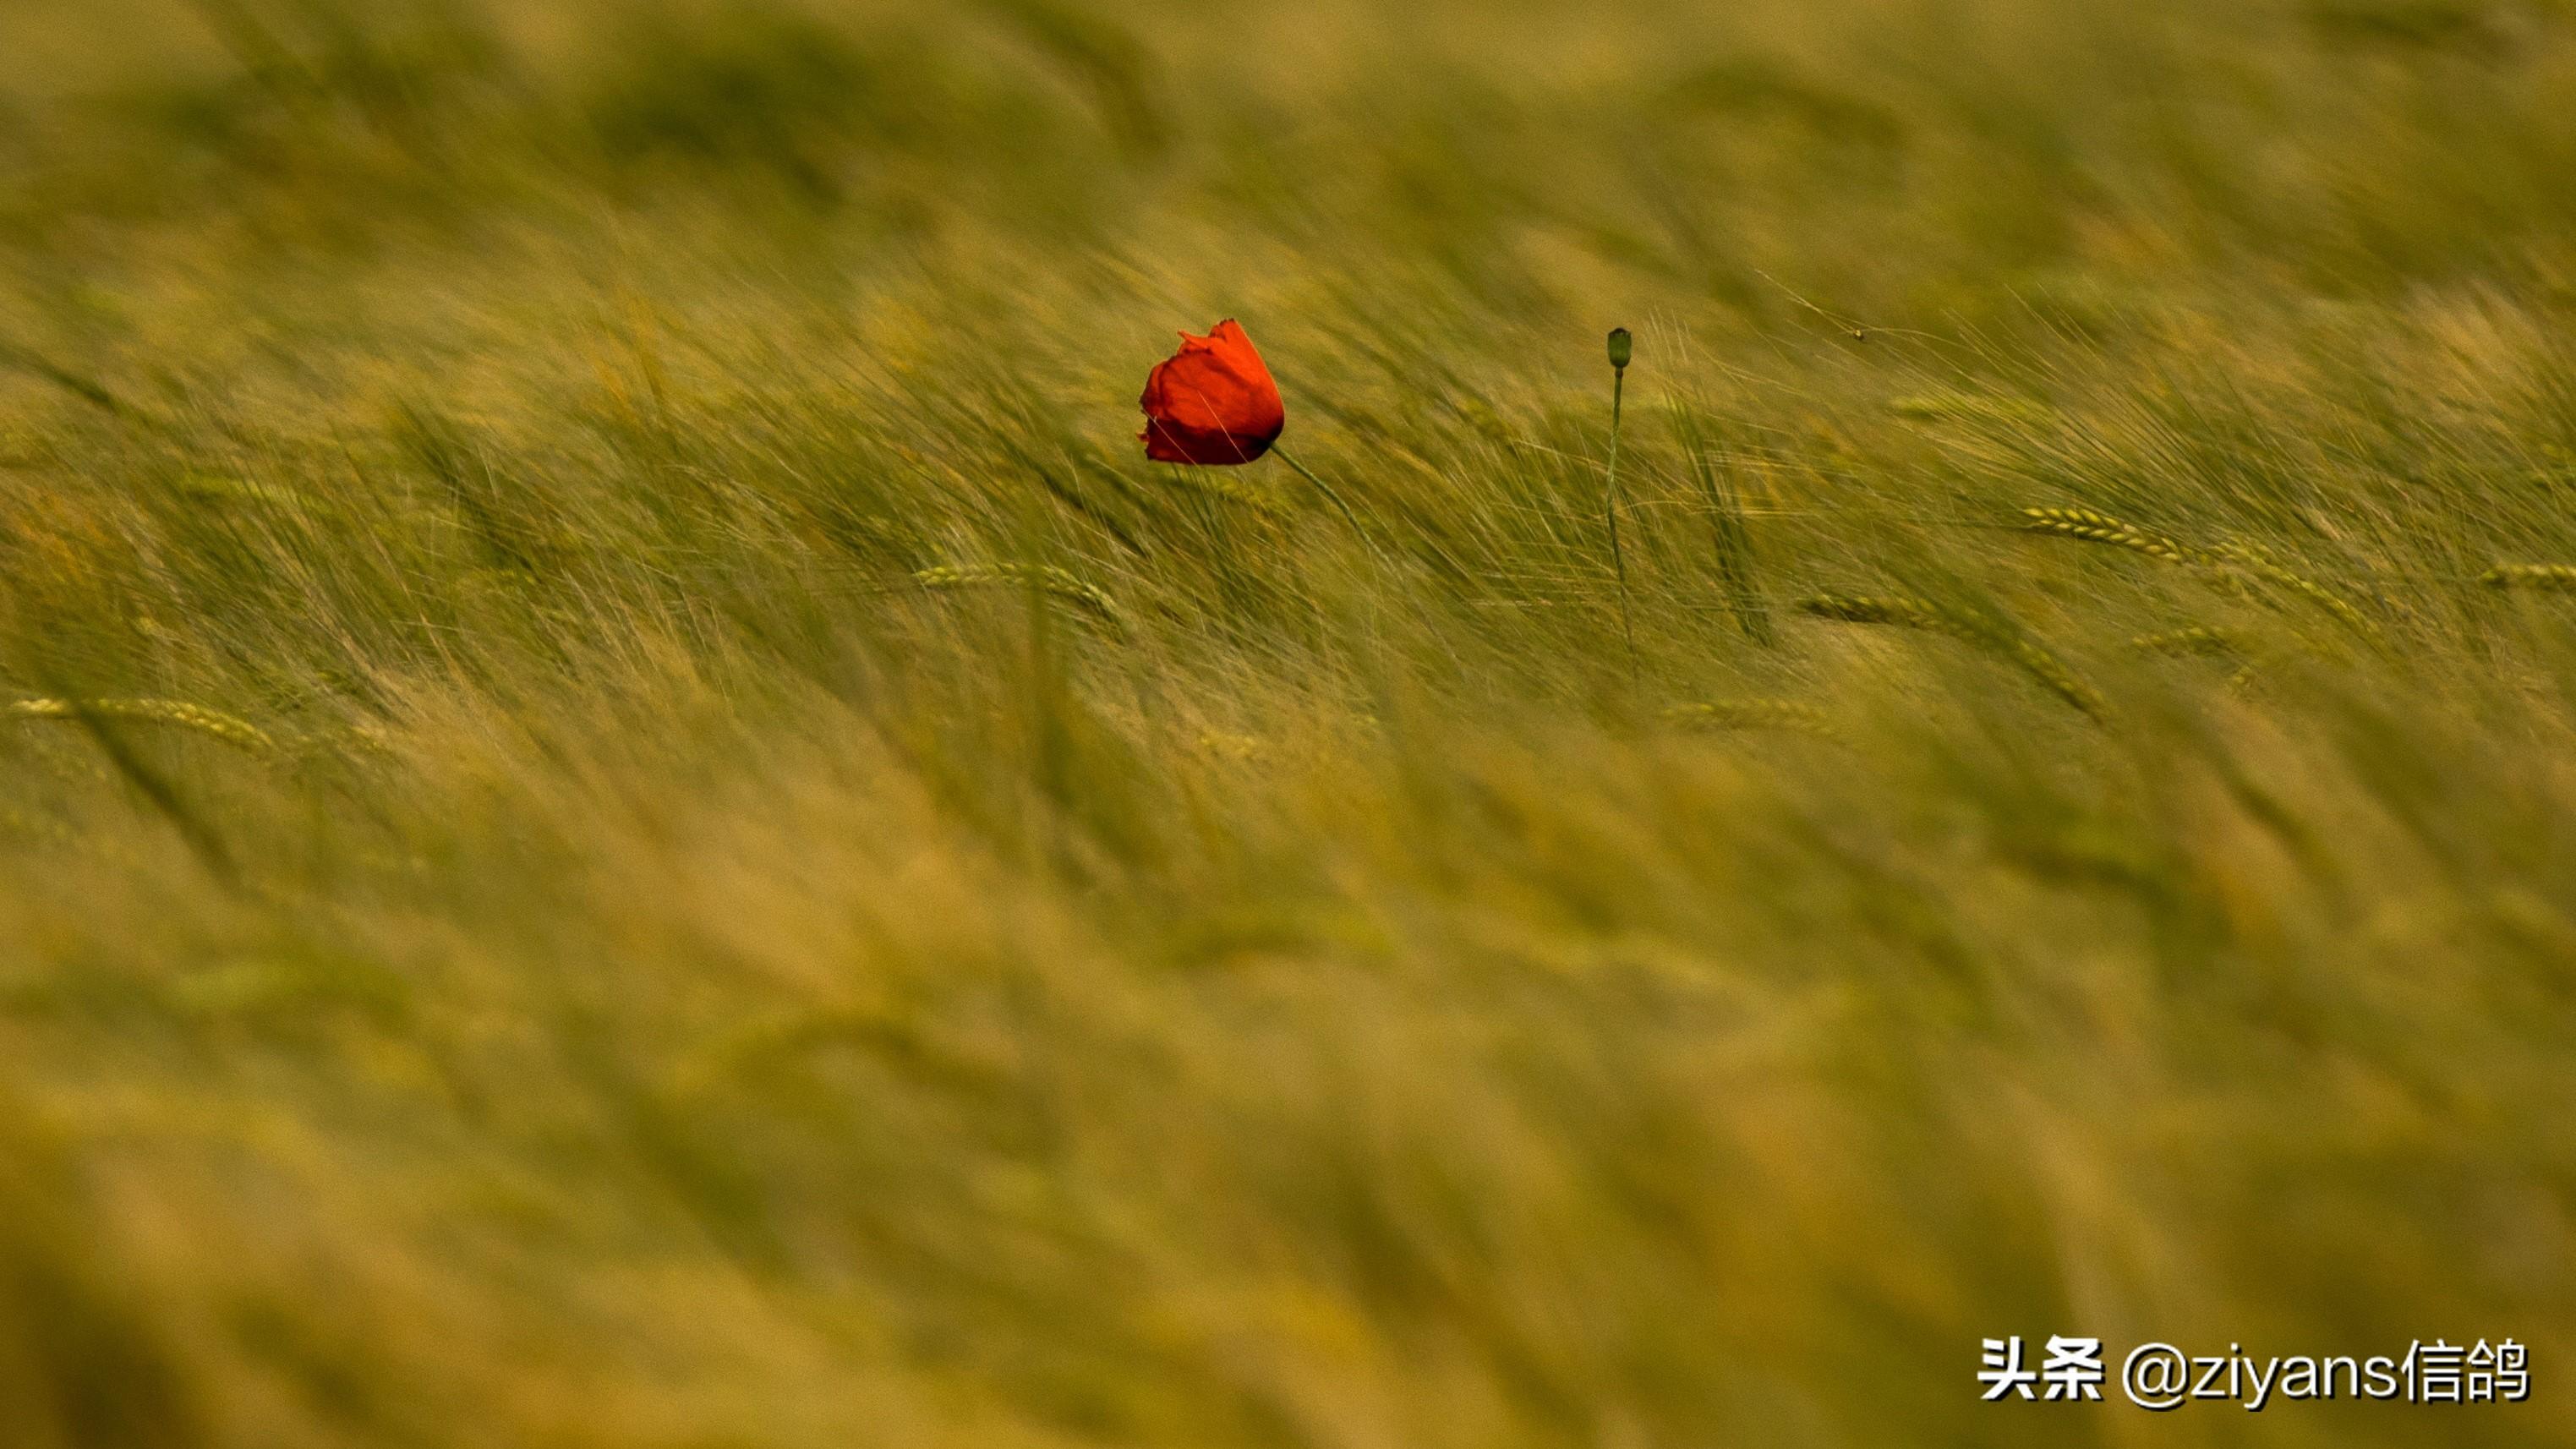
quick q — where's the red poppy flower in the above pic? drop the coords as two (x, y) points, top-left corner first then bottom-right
(1138, 319), (1285, 465)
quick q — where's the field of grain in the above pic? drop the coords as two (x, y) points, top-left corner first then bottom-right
(2, 1), (2573, 1445)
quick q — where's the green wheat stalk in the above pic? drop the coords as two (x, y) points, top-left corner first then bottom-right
(1671, 401), (1774, 646)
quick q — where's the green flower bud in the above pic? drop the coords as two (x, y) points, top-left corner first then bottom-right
(1606, 327), (1633, 371)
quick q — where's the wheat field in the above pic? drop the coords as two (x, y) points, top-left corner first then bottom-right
(2, 1), (2574, 1445)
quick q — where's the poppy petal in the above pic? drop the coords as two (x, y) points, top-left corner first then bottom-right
(1139, 319), (1285, 468)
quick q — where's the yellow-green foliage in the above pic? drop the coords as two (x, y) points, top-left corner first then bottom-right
(0, 3), (2573, 1447)
(2130, 624), (2251, 657)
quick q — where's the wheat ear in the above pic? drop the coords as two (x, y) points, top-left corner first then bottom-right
(2130, 626), (2250, 657)
(2208, 540), (2382, 641)
(1661, 698), (1840, 737)
(913, 563), (1125, 632)
(1796, 593), (2106, 719)
(2021, 506), (2381, 639)
(7, 697), (276, 751)
(2018, 506), (2201, 566)
(2480, 563), (2576, 592)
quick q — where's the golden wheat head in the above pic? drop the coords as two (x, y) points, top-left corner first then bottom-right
(2018, 506), (2199, 566)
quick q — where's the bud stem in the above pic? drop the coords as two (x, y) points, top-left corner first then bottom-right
(1605, 361), (1638, 678)
(1272, 445), (1369, 541)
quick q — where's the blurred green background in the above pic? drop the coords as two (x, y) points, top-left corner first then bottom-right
(2, 2), (2574, 1446)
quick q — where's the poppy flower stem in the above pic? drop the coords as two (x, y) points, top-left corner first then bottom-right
(1604, 331), (1638, 678)
(1272, 445), (1370, 542)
